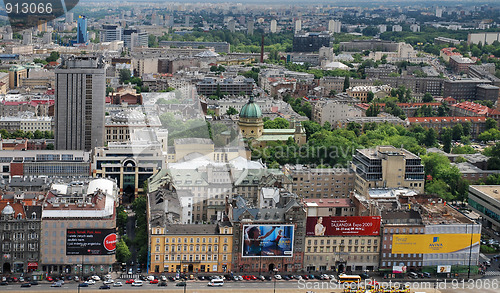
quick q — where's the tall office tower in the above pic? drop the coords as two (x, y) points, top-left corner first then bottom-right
(295, 19), (302, 33)
(328, 20), (341, 33)
(123, 29), (148, 49)
(100, 24), (122, 42)
(270, 19), (277, 33)
(77, 15), (89, 44)
(247, 20), (254, 35)
(55, 57), (106, 151)
(66, 12), (74, 23)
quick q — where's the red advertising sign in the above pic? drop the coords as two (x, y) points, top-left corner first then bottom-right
(306, 216), (381, 236)
(104, 233), (117, 252)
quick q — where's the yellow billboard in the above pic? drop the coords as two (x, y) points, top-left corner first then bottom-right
(392, 234), (480, 254)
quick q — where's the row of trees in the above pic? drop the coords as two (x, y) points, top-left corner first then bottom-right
(0, 129), (54, 140)
(283, 95), (312, 119)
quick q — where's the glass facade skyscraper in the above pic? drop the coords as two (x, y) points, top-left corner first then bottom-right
(77, 15), (88, 44)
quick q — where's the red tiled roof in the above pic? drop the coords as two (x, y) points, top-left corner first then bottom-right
(452, 101), (500, 116)
(0, 201), (25, 219)
(407, 116), (487, 123)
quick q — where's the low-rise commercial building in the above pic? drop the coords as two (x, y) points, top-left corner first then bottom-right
(468, 185), (500, 232)
(40, 178), (119, 276)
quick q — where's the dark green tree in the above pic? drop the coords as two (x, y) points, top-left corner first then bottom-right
(343, 76), (350, 91)
(441, 128), (453, 153)
(486, 118), (497, 130)
(226, 106), (238, 115)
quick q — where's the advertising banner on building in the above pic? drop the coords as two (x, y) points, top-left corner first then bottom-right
(66, 229), (117, 255)
(242, 225), (293, 257)
(306, 216), (381, 236)
(437, 265), (452, 273)
(391, 234), (480, 254)
(392, 266), (407, 274)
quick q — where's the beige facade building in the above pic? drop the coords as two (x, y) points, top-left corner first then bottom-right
(351, 146), (425, 197)
(304, 235), (380, 273)
(286, 165), (355, 199)
(148, 224), (233, 274)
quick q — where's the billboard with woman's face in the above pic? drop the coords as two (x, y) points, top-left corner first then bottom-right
(242, 225), (294, 257)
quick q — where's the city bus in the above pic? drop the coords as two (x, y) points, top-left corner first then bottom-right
(338, 274), (362, 284)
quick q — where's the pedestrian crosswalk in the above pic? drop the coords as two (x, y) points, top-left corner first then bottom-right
(484, 270), (500, 276)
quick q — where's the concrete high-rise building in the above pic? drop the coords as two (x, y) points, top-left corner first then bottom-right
(76, 15), (89, 44)
(55, 57), (106, 151)
(22, 31), (32, 45)
(410, 24), (420, 32)
(378, 24), (387, 34)
(42, 32), (52, 44)
(228, 19), (236, 33)
(436, 7), (443, 18)
(100, 24), (122, 42)
(328, 20), (341, 33)
(392, 25), (403, 32)
(247, 20), (254, 35)
(270, 19), (277, 33)
(295, 19), (302, 33)
(123, 29), (148, 49)
(66, 12), (74, 23)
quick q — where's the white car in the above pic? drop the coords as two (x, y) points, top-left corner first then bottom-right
(274, 274), (282, 280)
(103, 279), (114, 284)
(131, 280), (143, 287)
(105, 274), (112, 279)
(86, 279), (96, 285)
(160, 275), (167, 281)
(113, 282), (123, 287)
(146, 275), (155, 281)
(91, 275), (101, 281)
(208, 279), (224, 287)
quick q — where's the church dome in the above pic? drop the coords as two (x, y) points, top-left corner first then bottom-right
(239, 96), (262, 118)
(2, 202), (14, 215)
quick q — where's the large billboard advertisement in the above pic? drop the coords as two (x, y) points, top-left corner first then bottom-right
(306, 216), (381, 236)
(242, 225), (293, 257)
(66, 229), (117, 255)
(392, 234), (480, 254)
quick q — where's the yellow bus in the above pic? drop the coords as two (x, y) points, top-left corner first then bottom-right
(338, 274), (362, 284)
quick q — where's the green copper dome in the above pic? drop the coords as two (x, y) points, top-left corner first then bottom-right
(239, 96), (262, 118)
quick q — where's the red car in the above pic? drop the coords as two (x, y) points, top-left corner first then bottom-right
(250, 275), (257, 280)
(125, 279), (134, 284)
(242, 275), (250, 280)
(149, 279), (159, 284)
(46, 277), (53, 282)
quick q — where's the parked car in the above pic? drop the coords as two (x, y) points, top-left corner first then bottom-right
(131, 280), (143, 287)
(99, 284), (111, 289)
(51, 282), (62, 287)
(91, 275), (101, 281)
(150, 279), (159, 284)
(423, 272), (431, 278)
(160, 275), (167, 281)
(74, 276), (80, 282)
(86, 279), (96, 285)
(46, 276), (53, 282)
(20, 283), (31, 287)
(113, 282), (123, 287)
(146, 276), (155, 281)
